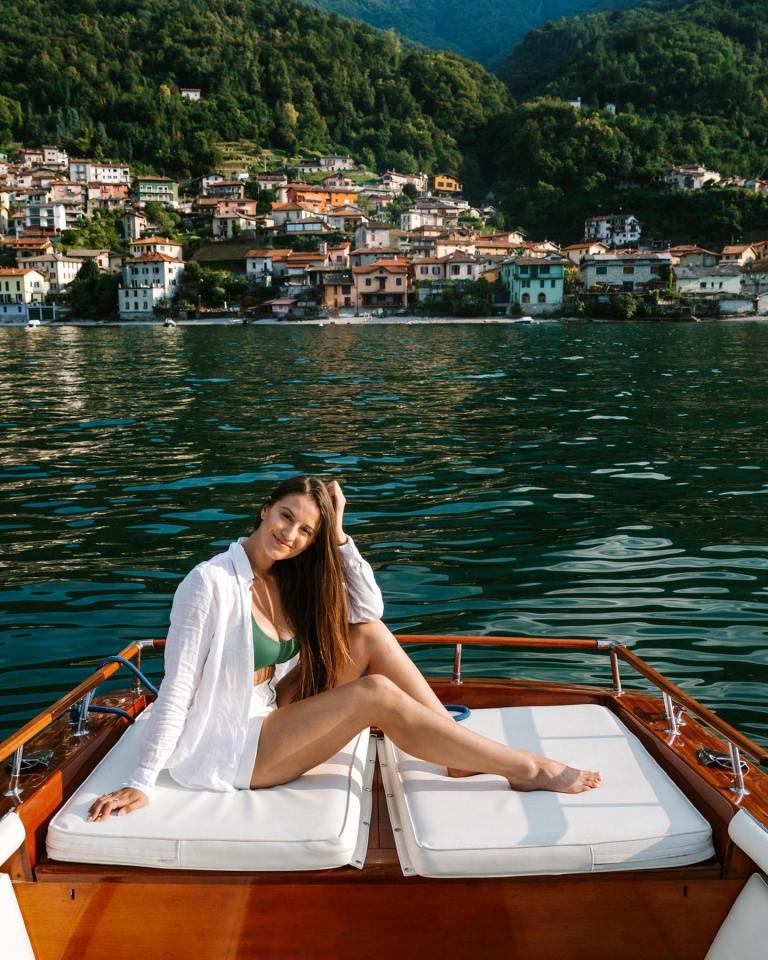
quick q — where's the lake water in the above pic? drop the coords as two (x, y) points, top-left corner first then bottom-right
(1, 321), (766, 746)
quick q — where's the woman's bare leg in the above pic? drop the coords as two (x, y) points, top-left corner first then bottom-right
(339, 619), (475, 775)
(251, 674), (600, 794)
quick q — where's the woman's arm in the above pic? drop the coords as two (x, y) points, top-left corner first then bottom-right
(123, 567), (216, 796)
(88, 566), (216, 820)
(327, 480), (384, 623)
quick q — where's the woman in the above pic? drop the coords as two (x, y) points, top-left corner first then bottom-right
(89, 476), (599, 822)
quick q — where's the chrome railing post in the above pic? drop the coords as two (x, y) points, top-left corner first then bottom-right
(663, 692), (680, 736)
(74, 690), (95, 737)
(728, 741), (749, 796)
(610, 650), (623, 696)
(452, 643), (463, 685)
(3, 746), (24, 799)
(133, 646), (143, 695)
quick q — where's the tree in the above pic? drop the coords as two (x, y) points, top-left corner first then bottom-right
(66, 258), (119, 320)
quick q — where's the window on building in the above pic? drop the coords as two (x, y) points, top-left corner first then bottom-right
(451, 265), (460, 276)
(522, 280), (530, 288)
(539, 266), (550, 275)
(551, 280), (556, 288)
(522, 293), (530, 303)
(365, 278), (371, 286)
(623, 266), (635, 275)
(432, 267), (440, 275)
(538, 293), (546, 303)
(395, 277), (402, 286)
(699, 282), (707, 289)
(596, 266), (608, 276)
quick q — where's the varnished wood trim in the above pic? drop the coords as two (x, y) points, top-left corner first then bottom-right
(0, 643), (146, 764)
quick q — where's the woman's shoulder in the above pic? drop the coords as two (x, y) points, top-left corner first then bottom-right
(174, 544), (241, 604)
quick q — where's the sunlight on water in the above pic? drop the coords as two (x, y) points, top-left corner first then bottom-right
(1, 321), (767, 744)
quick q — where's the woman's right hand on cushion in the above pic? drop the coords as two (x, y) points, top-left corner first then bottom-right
(87, 787), (148, 822)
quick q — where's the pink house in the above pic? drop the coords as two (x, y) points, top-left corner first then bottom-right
(352, 259), (409, 309)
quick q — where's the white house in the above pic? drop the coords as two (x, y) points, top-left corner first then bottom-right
(674, 264), (742, 296)
(581, 252), (672, 291)
(354, 221), (391, 249)
(128, 236), (184, 260)
(741, 258), (768, 295)
(0, 267), (48, 322)
(41, 146), (69, 169)
(663, 164), (722, 191)
(562, 241), (609, 266)
(69, 161), (131, 185)
(179, 87), (202, 101)
(297, 155), (354, 173)
(123, 209), (149, 243)
(245, 248), (292, 286)
(17, 253), (84, 294)
(118, 253), (184, 319)
(584, 214), (641, 247)
(21, 199), (68, 233)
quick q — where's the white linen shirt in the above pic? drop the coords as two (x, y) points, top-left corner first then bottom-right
(125, 536), (383, 797)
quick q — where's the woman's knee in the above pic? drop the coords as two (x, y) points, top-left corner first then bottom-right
(354, 673), (402, 716)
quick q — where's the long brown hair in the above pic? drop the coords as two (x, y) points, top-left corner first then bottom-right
(255, 476), (350, 699)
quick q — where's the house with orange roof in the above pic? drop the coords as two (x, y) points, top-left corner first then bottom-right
(562, 241), (609, 266)
(349, 246), (402, 268)
(3, 236), (54, 259)
(245, 249), (292, 285)
(129, 236), (183, 260)
(668, 245), (720, 268)
(352, 259), (409, 309)
(326, 205), (368, 233)
(413, 252), (478, 302)
(720, 244), (758, 266)
(285, 184), (358, 213)
(271, 201), (320, 228)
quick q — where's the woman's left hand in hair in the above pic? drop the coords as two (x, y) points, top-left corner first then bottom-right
(327, 480), (348, 545)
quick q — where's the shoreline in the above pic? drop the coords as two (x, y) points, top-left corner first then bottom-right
(4, 314), (768, 328)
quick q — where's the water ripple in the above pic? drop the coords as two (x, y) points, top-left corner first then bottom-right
(0, 322), (767, 745)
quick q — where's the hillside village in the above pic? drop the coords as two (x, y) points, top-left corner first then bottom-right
(2, 146), (768, 323)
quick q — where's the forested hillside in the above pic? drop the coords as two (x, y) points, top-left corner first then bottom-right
(484, 0), (768, 241)
(0, 0), (508, 179)
(306, 0), (638, 68)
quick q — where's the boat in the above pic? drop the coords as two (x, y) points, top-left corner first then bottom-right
(2, 633), (767, 959)
(162, 318), (176, 328)
(25, 318), (41, 328)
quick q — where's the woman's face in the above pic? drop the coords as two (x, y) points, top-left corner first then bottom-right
(258, 493), (322, 561)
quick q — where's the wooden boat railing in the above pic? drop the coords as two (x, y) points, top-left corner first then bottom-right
(1, 634), (766, 803)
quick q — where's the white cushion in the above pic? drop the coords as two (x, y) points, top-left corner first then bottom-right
(47, 708), (374, 871)
(729, 809), (768, 874)
(380, 704), (714, 878)
(0, 873), (35, 960)
(705, 874), (768, 960)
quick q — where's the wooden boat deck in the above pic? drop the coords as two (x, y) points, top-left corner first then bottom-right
(2, 637), (768, 958)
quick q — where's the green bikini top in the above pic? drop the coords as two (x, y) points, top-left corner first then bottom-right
(252, 615), (299, 670)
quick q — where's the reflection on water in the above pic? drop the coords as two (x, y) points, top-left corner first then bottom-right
(1, 322), (767, 744)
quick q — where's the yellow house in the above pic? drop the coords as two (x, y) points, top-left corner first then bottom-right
(429, 174), (463, 195)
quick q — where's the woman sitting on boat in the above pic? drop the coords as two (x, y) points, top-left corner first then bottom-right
(89, 476), (600, 821)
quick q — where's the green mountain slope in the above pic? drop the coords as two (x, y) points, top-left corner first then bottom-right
(305, 0), (639, 68)
(0, 0), (508, 178)
(483, 0), (768, 241)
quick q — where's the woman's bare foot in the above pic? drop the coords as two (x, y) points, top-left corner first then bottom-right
(509, 759), (601, 794)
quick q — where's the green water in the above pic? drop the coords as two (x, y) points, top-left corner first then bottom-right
(1, 321), (766, 745)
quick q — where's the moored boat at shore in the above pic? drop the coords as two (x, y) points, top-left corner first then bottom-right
(2, 634), (767, 959)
